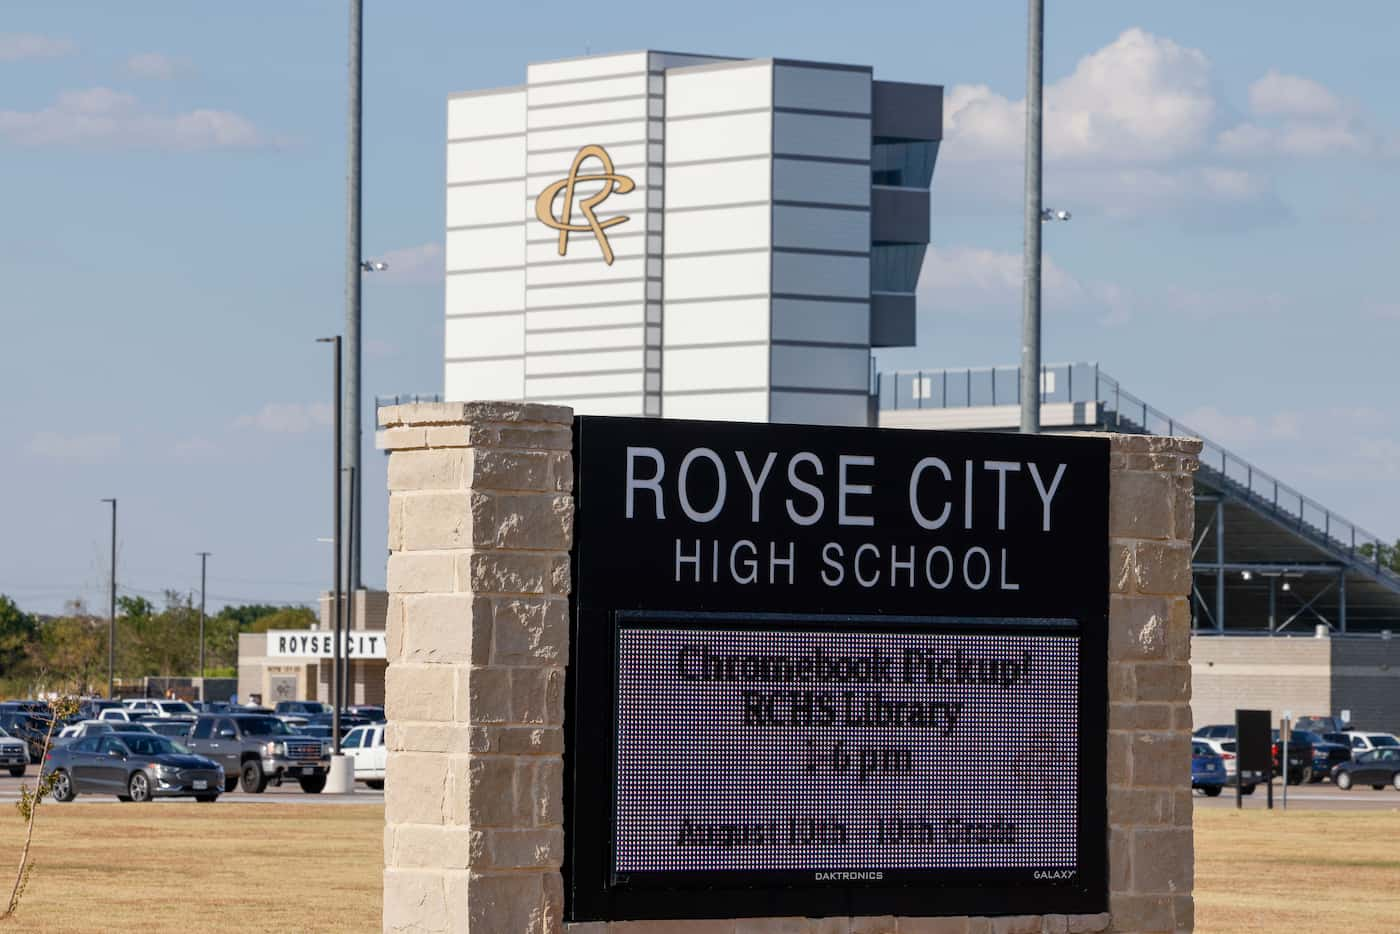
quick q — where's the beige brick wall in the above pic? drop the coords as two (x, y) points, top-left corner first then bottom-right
(1189, 637), (1331, 730)
(382, 410), (1197, 934)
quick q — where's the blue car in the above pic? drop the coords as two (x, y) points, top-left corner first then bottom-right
(1191, 740), (1227, 796)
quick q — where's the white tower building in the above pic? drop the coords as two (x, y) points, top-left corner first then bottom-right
(444, 50), (940, 426)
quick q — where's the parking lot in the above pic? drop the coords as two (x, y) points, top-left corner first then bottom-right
(0, 771), (382, 806)
(1195, 778), (1400, 811)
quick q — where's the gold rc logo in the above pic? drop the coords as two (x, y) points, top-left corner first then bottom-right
(534, 144), (635, 265)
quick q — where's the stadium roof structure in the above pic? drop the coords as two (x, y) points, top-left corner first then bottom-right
(878, 362), (1400, 637)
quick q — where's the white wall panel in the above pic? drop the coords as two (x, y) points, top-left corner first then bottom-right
(526, 257), (646, 286)
(666, 112), (772, 162)
(526, 232), (646, 265)
(770, 345), (868, 390)
(447, 137), (526, 184)
(527, 52), (649, 85)
(526, 303), (645, 332)
(666, 158), (769, 208)
(526, 347), (644, 375)
(773, 113), (870, 160)
(445, 358), (524, 403)
(527, 143), (647, 176)
(773, 66), (871, 114)
(664, 253), (769, 300)
(446, 227), (523, 272)
(664, 298), (769, 346)
(666, 64), (771, 117)
(771, 159), (869, 206)
(528, 121), (649, 153)
(770, 391), (867, 426)
(445, 269), (525, 314)
(528, 279), (648, 307)
(526, 231), (645, 264)
(771, 299), (868, 344)
(527, 98), (650, 130)
(527, 325), (644, 353)
(445, 314), (524, 358)
(448, 91), (525, 138)
(771, 253), (868, 298)
(526, 371), (644, 397)
(664, 345), (768, 392)
(552, 394), (646, 416)
(528, 74), (648, 107)
(665, 205), (770, 254)
(772, 206), (870, 253)
(664, 391), (768, 422)
(447, 180), (527, 228)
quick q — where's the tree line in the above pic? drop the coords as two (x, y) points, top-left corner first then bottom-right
(0, 593), (315, 697)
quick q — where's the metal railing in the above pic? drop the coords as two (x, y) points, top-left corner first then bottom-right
(375, 393), (443, 409)
(876, 362), (1398, 584)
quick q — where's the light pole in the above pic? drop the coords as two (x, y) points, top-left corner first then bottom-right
(1019, 0), (1045, 434)
(100, 498), (116, 698)
(343, 464), (357, 715)
(317, 336), (344, 753)
(196, 551), (211, 699)
(344, 0), (365, 596)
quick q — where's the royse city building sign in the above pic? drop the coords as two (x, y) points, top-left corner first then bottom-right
(265, 630), (387, 660)
(566, 417), (1110, 923)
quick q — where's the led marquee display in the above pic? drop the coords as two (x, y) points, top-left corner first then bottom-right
(566, 416), (1109, 921)
(613, 623), (1078, 876)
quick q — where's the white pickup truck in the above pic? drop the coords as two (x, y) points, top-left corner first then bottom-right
(341, 724), (384, 789)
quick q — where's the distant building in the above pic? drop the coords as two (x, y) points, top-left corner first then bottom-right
(236, 591), (386, 707)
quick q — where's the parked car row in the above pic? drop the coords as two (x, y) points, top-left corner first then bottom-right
(1193, 720), (1400, 793)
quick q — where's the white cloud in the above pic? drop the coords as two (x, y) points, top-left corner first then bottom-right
(938, 30), (1392, 223)
(1248, 71), (1346, 119)
(124, 52), (190, 81)
(944, 29), (1215, 164)
(0, 87), (271, 150)
(233, 403), (332, 434)
(0, 33), (75, 62)
(1177, 406), (1303, 445)
(371, 242), (444, 284)
(915, 246), (1137, 326)
(1218, 69), (1390, 157)
(24, 431), (120, 463)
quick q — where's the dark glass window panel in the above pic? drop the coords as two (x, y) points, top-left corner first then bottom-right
(871, 243), (927, 293)
(872, 139), (939, 188)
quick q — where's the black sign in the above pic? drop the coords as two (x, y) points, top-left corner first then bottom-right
(1235, 709), (1272, 775)
(565, 417), (1109, 921)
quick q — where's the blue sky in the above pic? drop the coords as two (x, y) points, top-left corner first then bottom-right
(2, 2), (1397, 614)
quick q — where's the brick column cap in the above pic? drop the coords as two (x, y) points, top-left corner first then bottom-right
(379, 401), (572, 430)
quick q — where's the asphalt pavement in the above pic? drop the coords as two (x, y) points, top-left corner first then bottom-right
(1195, 779), (1400, 811)
(0, 772), (382, 806)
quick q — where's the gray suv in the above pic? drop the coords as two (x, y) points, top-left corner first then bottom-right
(186, 714), (330, 793)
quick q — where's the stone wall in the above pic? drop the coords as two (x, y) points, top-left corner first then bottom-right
(380, 404), (1198, 934)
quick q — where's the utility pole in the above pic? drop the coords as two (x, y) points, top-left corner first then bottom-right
(101, 498), (117, 698)
(318, 336), (344, 754)
(196, 552), (211, 699)
(343, 464), (357, 715)
(1019, 0), (1044, 434)
(344, 0), (365, 592)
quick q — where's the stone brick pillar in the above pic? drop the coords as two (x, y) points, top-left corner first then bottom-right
(379, 401), (574, 934)
(1105, 434), (1200, 934)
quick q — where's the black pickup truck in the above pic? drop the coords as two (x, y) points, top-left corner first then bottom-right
(185, 714), (330, 793)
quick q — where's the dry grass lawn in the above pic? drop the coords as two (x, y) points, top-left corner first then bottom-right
(0, 800), (1395, 931)
(0, 803), (382, 933)
(1195, 807), (1400, 932)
